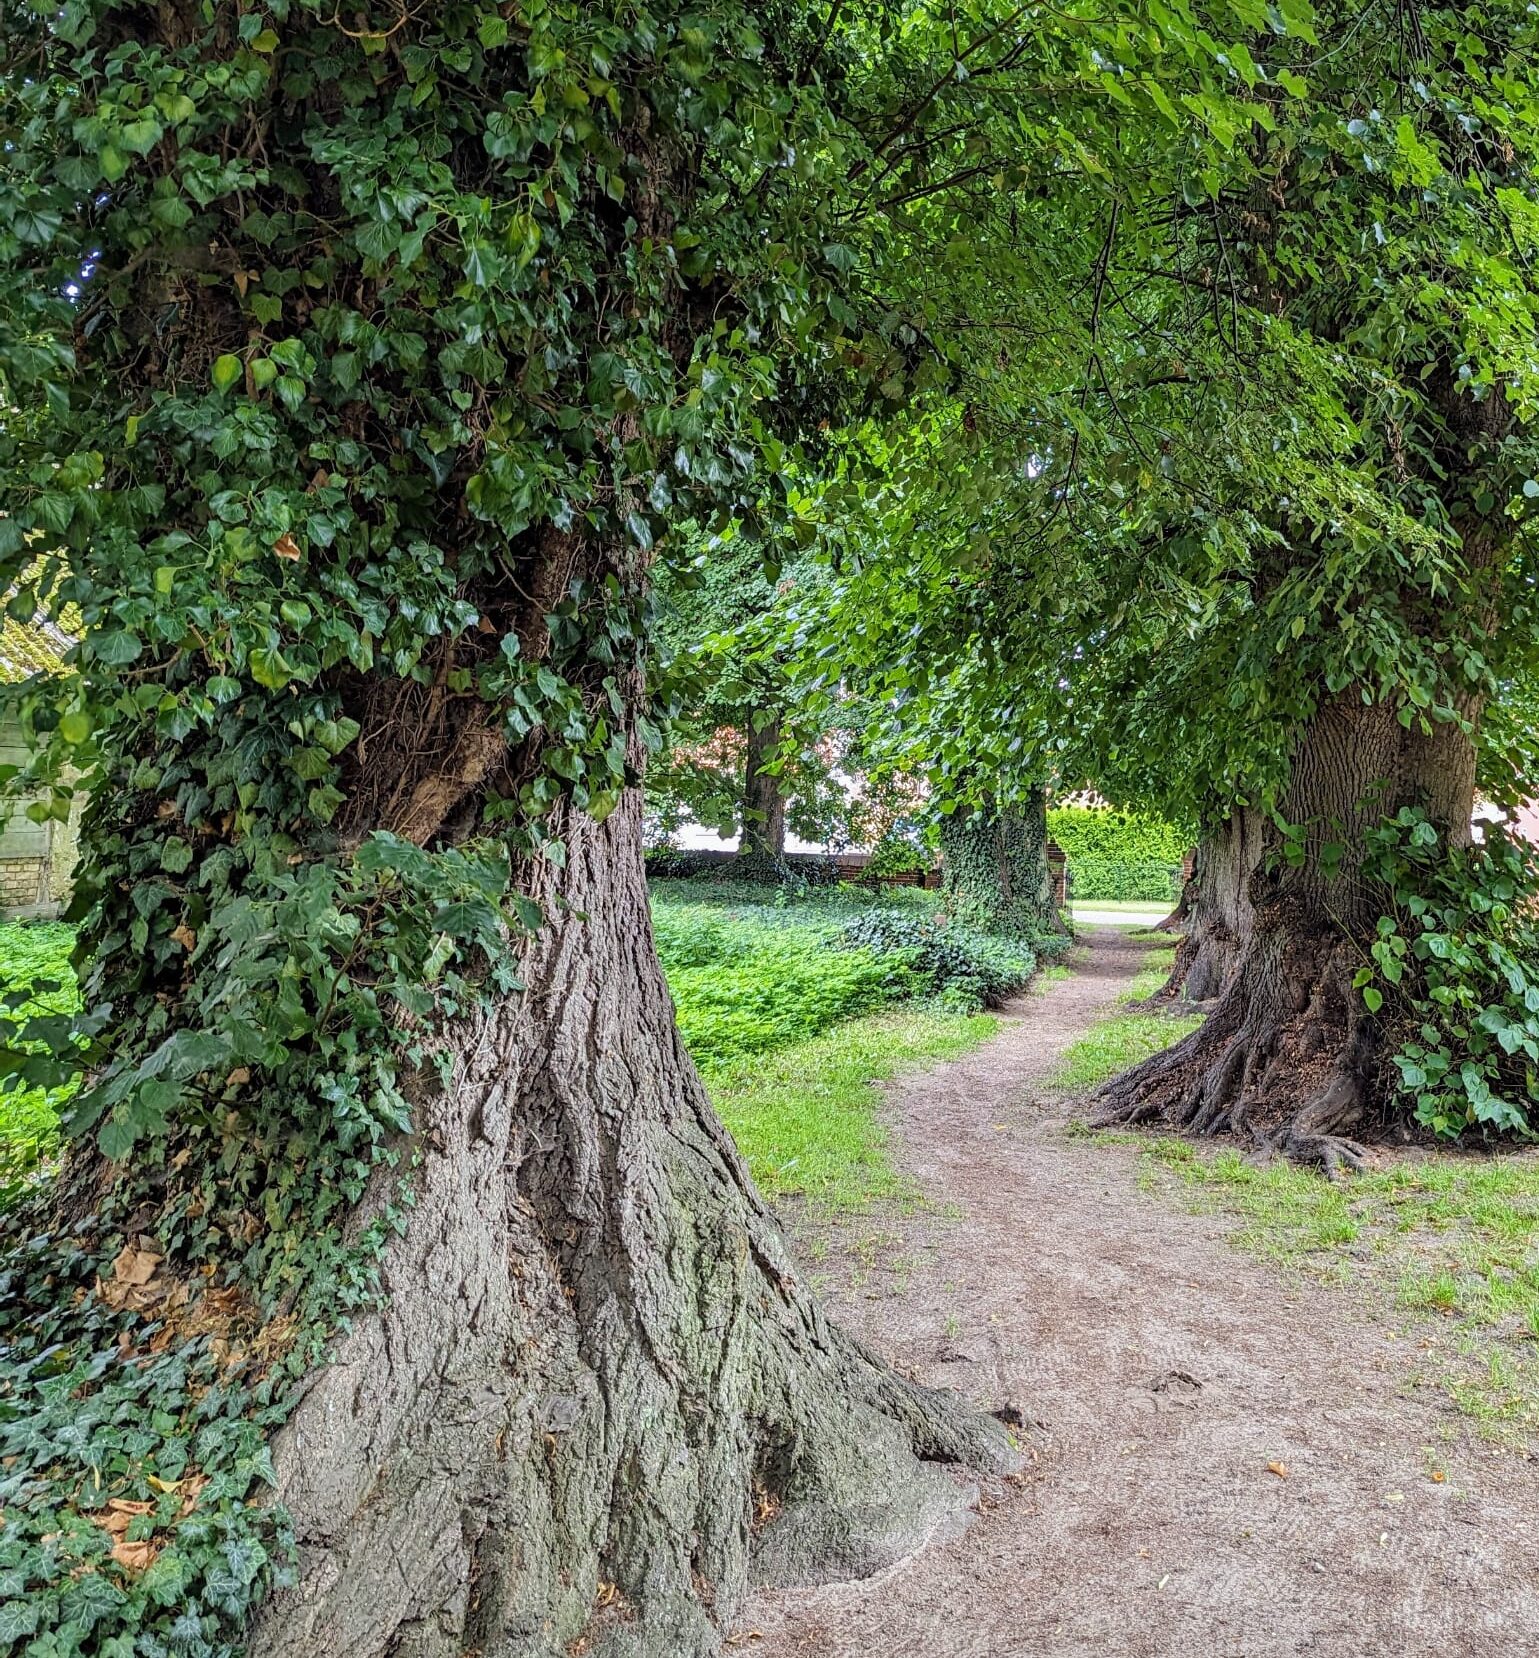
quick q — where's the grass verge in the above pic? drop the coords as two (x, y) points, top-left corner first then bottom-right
(703, 1007), (999, 1210)
(1081, 1131), (1539, 1446)
(1047, 940), (1201, 1091)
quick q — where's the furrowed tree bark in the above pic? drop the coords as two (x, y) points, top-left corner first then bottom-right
(1157, 807), (1262, 1004)
(256, 734), (1017, 1658)
(740, 711), (787, 865)
(939, 785), (1064, 937)
(1095, 693), (1479, 1172)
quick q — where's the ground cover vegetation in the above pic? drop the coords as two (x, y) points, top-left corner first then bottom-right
(4, 2), (1539, 1656)
(652, 877), (1059, 1062)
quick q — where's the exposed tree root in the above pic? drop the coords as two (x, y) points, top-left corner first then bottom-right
(1094, 927), (1375, 1175)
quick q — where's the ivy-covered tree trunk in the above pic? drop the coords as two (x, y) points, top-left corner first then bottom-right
(939, 785), (1064, 936)
(1158, 807), (1262, 1003)
(740, 711), (787, 864)
(257, 722), (1014, 1658)
(1096, 694), (1478, 1169)
(0, 7), (1026, 1654)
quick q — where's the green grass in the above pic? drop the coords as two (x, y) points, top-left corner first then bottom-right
(1045, 939), (1198, 1091)
(0, 921), (79, 1203)
(1116, 1134), (1539, 1443)
(703, 1007), (999, 1209)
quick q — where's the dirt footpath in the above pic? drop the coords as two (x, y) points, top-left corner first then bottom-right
(734, 929), (1539, 1658)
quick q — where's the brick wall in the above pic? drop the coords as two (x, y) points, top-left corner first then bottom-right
(0, 855), (49, 910)
(1047, 840), (1068, 907)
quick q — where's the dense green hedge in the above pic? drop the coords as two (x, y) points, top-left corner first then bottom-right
(1047, 806), (1189, 902)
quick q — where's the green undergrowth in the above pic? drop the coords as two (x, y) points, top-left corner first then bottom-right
(1047, 939), (1199, 1091)
(1114, 1135), (1539, 1445)
(704, 1007), (998, 1209)
(651, 878), (1065, 1065)
(0, 923), (80, 1207)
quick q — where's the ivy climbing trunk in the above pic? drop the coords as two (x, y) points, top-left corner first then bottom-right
(740, 712), (787, 864)
(939, 786), (1063, 937)
(244, 512), (1017, 1654)
(1096, 693), (1480, 1169)
(1159, 807), (1263, 1004)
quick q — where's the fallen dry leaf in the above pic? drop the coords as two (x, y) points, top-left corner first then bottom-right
(110, 1536), (158, 1571)
(92, 1498), (161, 1570)
(1266, 1461), (1289, 1478)
(171, 922), (196, 951)
(112, 1244), (163, 1289)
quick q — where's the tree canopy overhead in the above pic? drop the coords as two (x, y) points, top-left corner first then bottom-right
(5, 1), (1539, 1654)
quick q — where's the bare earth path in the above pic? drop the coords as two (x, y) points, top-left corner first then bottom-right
(735, 928), (1539, 1658)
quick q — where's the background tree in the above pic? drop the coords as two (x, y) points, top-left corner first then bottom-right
(939, 784), (1063, 936)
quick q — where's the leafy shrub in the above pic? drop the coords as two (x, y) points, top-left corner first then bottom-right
(1361, 812), (1539, 1139)
(0, 922), (79, 1208)
(837, 910), (1042, 1012)
(1047, 806), (1189, 902)
(652, 904), (920, 1066)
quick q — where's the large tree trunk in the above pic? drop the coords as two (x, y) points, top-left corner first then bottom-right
(1158, 807), (1263, 1004)
(740, 712), (787, 864)
(1095, 694), (1477, 1172)
(939, 785), (1064, 937)
(255, 782), (1016, 1658)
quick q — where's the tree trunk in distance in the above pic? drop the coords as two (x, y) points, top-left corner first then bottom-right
(1159, 808), (1263, 1004)
(255, 780), (1018, 1658)
(940, 786), (1063, 937)
(1095, 693), (1478, 1172)
(741, 713), (787, 865)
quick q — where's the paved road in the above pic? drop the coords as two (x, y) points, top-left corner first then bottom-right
(1070, 905), (1169, 928)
